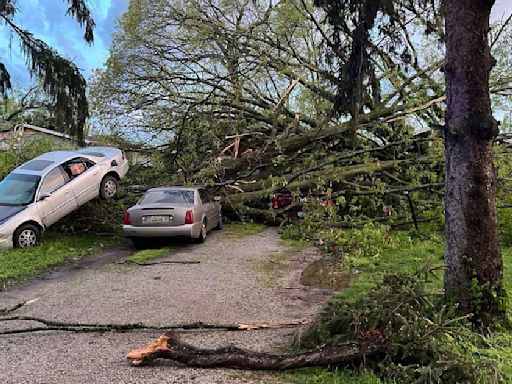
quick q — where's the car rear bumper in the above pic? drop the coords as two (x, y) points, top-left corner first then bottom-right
(123, 222), (202, 239)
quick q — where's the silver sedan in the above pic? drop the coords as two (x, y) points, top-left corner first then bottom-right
(123, 187), (222, 247)
(0, 147), (129, 248)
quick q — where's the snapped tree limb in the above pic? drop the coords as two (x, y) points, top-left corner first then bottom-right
(127, 332), (382, 368)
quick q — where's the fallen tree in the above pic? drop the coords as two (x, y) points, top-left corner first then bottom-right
(89, 0), (512, 228)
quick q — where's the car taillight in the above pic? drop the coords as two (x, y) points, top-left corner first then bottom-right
(185, 210), (193, 224)
(272, 195), (279, 209)
(123, 211), (131, 225)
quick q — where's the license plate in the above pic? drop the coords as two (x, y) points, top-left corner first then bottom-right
(143, 215), (172, 223)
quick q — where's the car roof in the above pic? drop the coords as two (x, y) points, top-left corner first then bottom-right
(11, 150), (96, 177)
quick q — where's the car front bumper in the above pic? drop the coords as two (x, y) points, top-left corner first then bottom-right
(123, 222), (202, 239)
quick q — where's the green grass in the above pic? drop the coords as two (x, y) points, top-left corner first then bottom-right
(286, 368), (389, 384)
(288, 229), (512, 384)
(223, 222), (267, 237)
(0, 232), (118, 290)
(341, 233), (445, 302)
(126, 247), (175, 263)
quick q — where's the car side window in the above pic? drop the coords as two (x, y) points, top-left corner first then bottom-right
(62, 157), (96, 180)
(40, 167), (69, 196)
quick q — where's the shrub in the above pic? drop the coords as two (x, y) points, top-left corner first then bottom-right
(298, 271), (500, 384)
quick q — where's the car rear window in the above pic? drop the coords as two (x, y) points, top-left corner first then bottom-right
(78, 151), (106, 158)
(139, 190), (195, 204)
(19, 160), (54, 171)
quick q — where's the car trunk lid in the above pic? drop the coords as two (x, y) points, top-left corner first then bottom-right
(128, 204), (193, 226)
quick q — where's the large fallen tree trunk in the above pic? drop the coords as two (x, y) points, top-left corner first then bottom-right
(127, 332), (382, 368)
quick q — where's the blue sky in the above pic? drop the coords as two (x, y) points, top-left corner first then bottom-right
(0, 0), (511, 87)
(0, 0), (129, 85)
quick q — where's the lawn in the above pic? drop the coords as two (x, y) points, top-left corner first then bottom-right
(287, 228), (512, 384)
(0, 232), (119, 290)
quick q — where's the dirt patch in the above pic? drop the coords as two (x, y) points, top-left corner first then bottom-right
(301, 259), (352, 291)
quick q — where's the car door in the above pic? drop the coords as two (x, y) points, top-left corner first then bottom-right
(62, 157), (100, 206)
(199, 189), (216, 230)
(36, 166), (78, 227)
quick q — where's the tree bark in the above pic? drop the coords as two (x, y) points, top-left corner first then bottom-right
(127, 332), (381, 369)
(443, 0), (505, 326)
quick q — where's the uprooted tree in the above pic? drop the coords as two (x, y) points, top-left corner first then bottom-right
(89, 0), (511, 372)
(91, 0), (511, 226)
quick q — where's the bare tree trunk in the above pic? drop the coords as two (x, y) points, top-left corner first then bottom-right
(444, 0), (505, 326)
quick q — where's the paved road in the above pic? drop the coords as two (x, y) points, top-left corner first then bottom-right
(0, 228), (332, 384)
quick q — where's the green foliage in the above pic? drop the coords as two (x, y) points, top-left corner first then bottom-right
(287, 223), (512, 383)
(287, 368), (387, 384)
(0, 232), (117, 290)
(0, 137), (56, 178)
(298, 270), (497, 384)
(0, 0), (94, 141)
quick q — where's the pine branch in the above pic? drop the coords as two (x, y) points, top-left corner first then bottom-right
(0, 16), (88, 142)
(64, 0), (95, 43)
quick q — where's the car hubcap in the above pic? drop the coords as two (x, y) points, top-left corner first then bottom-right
(19, 229), (37, 248)
(202, 223), (207, 239)
(104, 180), (117, 197)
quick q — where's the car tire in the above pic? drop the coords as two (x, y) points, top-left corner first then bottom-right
(214, 214), (223, 230)
(13, 223), (40, 248)
(100, 175), (119, 199)
(194, 220), (207, 244)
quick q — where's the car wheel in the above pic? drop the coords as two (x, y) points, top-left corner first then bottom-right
(214, 214), (223, 230)
(14, 224), (40, 248)
(100, 175), (119, 199)
(195, 220), (207, 244)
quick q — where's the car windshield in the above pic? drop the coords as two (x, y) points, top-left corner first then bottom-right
(0, 173), (41, 206)
(139, 190), (195, 204)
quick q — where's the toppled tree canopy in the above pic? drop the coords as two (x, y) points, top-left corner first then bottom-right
(90, 0), (512, 224)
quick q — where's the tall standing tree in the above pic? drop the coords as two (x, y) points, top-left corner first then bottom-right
(0, 0), (95, 143)
(443, 0), (504, 326)
(314, 0), (505, 326)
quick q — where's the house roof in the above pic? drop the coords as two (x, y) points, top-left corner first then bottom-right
(0, 124), (95, 144)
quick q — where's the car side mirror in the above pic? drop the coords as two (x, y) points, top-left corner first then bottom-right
(39, 192), (52, 201)
(213, 196), (221, 202)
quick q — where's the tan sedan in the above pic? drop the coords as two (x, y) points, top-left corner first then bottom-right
(122, 187), (222, 248)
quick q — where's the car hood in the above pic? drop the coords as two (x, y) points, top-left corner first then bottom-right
(0, 205), (26, 224)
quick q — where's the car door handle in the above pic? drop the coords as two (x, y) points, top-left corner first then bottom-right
(65, 190), (71, 195)
(93, 172), (99, 176)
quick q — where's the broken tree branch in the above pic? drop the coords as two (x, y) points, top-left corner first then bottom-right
(0, 299), (39, 316)
(0, 316), (311, 335)
(115, 259), (201, 266)
(127, 332), (382, 368)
